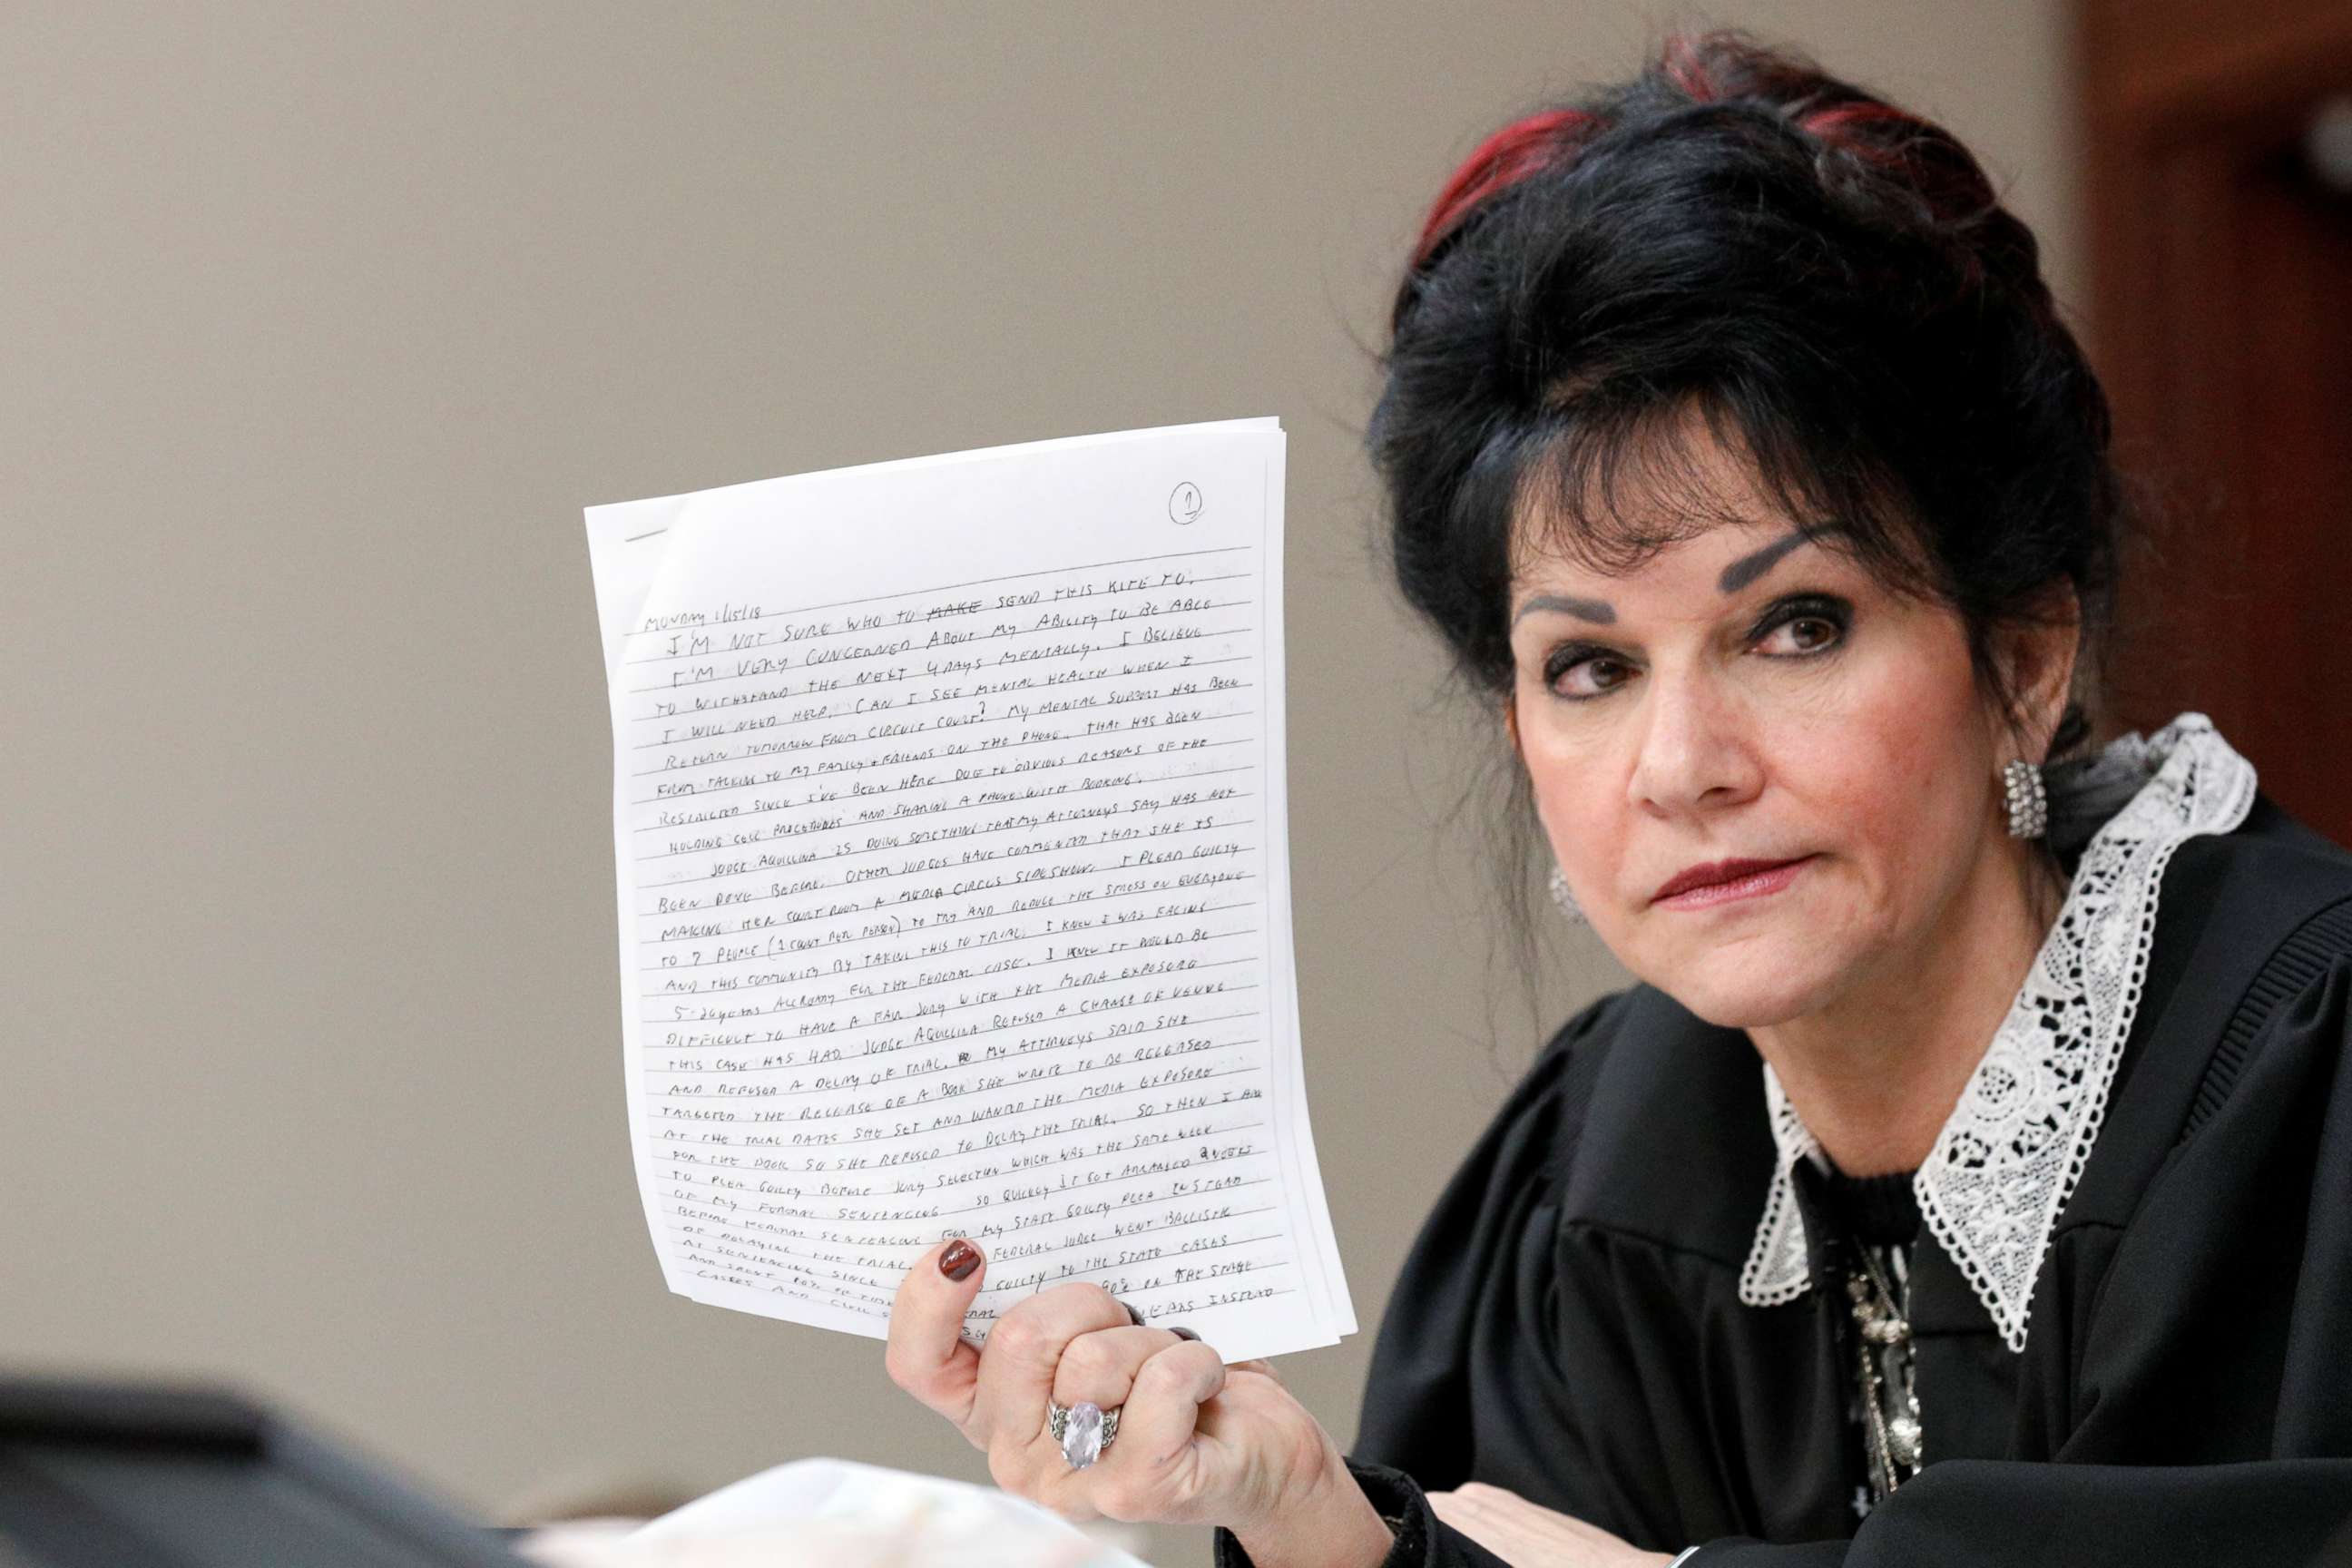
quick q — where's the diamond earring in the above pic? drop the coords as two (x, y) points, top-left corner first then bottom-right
(2003, 757), (2047, 839)
(1547, 863), (1588, 926)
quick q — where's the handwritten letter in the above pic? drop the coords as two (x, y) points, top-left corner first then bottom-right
(585, 421), (1353, 1362)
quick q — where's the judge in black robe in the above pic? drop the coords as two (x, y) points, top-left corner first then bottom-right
(1217, 772), (2352, 1565)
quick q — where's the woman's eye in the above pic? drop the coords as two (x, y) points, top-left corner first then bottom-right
(1754, 601), (1848, 657)
(1544, 650), (1634, 698)
(1763, 617), (1837, 652)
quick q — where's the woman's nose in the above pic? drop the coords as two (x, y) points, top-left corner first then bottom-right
(1625, 671), (1764, 816)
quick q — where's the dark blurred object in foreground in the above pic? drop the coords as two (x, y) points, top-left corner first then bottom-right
(0, 1375), (525, 1567)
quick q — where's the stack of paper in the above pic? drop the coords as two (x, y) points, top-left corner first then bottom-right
(583, 420), (1353, 1363)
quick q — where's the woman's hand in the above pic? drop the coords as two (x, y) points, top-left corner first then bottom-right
(1428, 1483), (1680, 1566)
(885, 1238), (1394, 1565)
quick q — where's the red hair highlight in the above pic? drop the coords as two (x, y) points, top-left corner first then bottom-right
(1412, 108), (1594, 269)
(1797, 101), (1921, 164)
(1660, 32), (1720, 102)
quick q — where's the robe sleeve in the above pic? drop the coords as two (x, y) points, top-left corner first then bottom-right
(1209, 1455), (1518, 1568)
(1210, 998), (1626, 1568)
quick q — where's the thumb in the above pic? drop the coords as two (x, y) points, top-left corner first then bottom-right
(884, 1237), (989, 1432)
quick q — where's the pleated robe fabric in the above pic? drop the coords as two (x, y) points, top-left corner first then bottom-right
(1215, 795), (2352, 1566)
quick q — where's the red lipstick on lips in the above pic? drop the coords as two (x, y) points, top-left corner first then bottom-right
(1651, 856), (1814, 907)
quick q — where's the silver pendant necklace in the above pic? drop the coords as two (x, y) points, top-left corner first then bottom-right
(1844, 1239), (1923, 1501)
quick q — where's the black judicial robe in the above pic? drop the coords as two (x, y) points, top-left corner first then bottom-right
(1215, 794), (2352, 1566)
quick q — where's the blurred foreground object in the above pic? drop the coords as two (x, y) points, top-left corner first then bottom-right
(0, 1375), (525, 1566)
(516, 1456), (1155, 1568)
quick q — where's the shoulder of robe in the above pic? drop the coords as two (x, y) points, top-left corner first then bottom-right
(2164, 794), (2352, 1124)
(1495, 987), (1637, 1189)
(2068, 791), (2352, 1227)
(2111, 790), (2352, 1062)
(1348, 989), (1637, 1482)
(2159, 790), (2352, 919)
(2126, 790), (2352, 1057)
(1384, 987), (1636, 1231)
(2047, 800), (2352, 1460)
(1366, 986), (1639, 1293)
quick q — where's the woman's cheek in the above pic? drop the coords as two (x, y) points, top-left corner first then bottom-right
(1534, 743), (1622, 867)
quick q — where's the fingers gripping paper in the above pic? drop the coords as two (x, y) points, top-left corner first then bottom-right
(583, 421), (1355, 1362)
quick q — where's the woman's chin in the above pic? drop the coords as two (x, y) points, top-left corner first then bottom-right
(1633, 941), (1841, 1030)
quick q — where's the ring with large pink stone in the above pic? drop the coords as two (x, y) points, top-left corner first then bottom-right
(1046, 1398), (1122, 1469)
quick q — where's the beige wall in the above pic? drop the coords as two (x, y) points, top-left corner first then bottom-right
(0, 4), (2078, 1563)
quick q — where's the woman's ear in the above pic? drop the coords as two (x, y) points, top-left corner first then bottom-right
(1503, 692), (1524, 759)
(1996, 582), (2082, 760)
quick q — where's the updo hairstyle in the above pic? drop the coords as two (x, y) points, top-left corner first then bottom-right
(1373, 29), (2123, 760)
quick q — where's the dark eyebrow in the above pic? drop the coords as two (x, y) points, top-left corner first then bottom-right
(1718, 527), (1831, 593)
(1511, 593), (1615, 627)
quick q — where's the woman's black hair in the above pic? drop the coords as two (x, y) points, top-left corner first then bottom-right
(1376, 29), (2126, 1020)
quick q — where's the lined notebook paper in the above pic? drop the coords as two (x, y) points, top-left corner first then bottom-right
(583, 419), (1354, 1362)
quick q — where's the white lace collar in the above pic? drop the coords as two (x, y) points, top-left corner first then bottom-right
(1735, 713), (2259, 1352)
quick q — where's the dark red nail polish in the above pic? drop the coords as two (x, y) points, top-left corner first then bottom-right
(1120, 1297), (1146, 1326)
(1167, 1325), (1200, 1342)
(939, 1240), (980, 1280)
